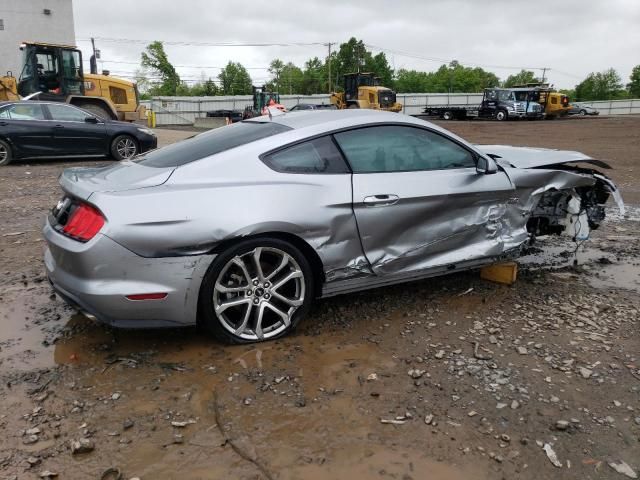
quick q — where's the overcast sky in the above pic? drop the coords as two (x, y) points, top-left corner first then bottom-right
(73, 0), (640, 90)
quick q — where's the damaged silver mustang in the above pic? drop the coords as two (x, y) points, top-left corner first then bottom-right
(44, 110), (624, 343)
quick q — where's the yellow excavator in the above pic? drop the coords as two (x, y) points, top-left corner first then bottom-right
(330, 72), (402, 112)
(0, 42), (145, 121)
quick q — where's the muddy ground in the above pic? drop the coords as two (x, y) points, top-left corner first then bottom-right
(0, 116), (639, 480)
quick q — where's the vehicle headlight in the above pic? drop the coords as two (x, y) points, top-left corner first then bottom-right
(137, 127), (155, 136)
(507, 106), (515, 111)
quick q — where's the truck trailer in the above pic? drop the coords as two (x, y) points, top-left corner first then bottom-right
(422, 87), (544, 121)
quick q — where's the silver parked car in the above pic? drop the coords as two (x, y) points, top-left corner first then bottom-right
(44, 110), (623, 343)
(568, 103), (600, 116)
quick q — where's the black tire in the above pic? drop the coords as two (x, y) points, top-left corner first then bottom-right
(76, 102), (113, 120)
(110, 134), (139, 160)
(495, 109), (508, 121)
(199, 237), (315, 344)
(348, 103), (359, 109)
(0, 139), (13, 166)
(442, 111), (454, 120)
(579, 109), (587, 116)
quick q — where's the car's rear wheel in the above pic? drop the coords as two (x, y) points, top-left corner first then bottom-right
(442, 111), (454, 120)
(0, 139), (13, 166)
(111, 134), (138, 160)
(348, 103), (359, 109)
(199, 237), (314, 344)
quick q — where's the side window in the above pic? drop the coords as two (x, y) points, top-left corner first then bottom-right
(109, 86), (128, 105)
(3, 104), (45, 120)
(262, 136), (349, 174)
(334, 126), (476, 173)
(47, 104), (89, 122)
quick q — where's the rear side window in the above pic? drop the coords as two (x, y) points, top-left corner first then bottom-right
(137, 121), (291, 168)
(262, 136), (349, 174)
(0, 103), (45, 120)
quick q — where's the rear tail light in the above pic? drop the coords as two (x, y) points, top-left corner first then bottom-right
(62, 203), (105, 242)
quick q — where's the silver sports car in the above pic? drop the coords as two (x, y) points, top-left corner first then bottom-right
(44, 110), (624, 343)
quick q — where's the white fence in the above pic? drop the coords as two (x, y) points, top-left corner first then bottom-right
(575, 99), (640, 115)
(143, 94), (640, 126)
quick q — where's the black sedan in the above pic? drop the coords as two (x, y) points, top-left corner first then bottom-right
(0, 101), (157, 166)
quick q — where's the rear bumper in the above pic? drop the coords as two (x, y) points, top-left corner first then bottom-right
(43, 220), (214, 328)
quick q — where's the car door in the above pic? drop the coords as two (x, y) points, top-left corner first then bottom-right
(0, 103), (53, 157)
(44, 103), (107, 155)
(333, 125), (516, 276)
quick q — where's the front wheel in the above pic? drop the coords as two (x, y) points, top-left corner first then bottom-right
(199, 238), (314, 344)
(348, 103), (359, 109)
(0, 139), (13, 166)
(495, 110), (508, 121)
(110, 134), (138, 160)
(579, 109), (587, 116)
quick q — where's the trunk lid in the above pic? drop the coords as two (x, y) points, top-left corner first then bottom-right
(59, 161), (175, 200)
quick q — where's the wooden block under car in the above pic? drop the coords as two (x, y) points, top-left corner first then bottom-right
(480, 262), (518, 285)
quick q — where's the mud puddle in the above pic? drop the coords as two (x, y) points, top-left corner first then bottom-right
(520, 235), (640, 293)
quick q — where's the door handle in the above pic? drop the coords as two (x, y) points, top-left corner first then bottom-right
(0, 121), (7, 127)
(363, 194), (399, 207)
(53, 124), (64, 128)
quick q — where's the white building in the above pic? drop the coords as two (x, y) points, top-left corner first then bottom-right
(0, 0), (75, 77)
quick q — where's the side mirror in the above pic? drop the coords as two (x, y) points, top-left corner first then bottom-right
(84, 116), (99, 124)
(476, 156), (498, 175)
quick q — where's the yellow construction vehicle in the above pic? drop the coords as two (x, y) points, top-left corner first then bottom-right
(330, 72), (402, 112)
(0, 42), (145, 121)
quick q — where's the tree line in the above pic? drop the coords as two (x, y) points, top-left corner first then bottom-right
(138, 38), (640, 101)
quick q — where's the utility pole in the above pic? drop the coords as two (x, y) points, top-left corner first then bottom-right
(541, 67), (548, 84)
(326, 42), (334, 93)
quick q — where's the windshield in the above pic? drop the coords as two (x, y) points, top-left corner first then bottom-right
(136, 121), (292, 168)
(497, 90), (515, 102)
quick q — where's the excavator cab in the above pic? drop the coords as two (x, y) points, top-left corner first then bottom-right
(252, 85), (281, 113)
(343, 72), (379, 101)
(17, 43), (84, 100)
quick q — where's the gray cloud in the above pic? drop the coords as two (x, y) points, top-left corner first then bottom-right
(73, 0), (640, 89)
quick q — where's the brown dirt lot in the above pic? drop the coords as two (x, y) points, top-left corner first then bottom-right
(0, 116), (639, 480)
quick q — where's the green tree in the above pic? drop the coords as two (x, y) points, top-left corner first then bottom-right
(302, 57), (326, 94)
(503, 70), (539, 87)
(395, 69), (431, 93)
(140, 41), (181, 96)
(331, 38), (396, 90)
(268, 59), (285, 91)
(628, 65), (640, 98)
(575, 68), (625, 100)
(364, 52), (394, 87)
(218, 62), (253, 95)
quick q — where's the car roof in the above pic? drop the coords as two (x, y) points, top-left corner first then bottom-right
(0, 100), (73, 107)
(246, 109), (424, 130)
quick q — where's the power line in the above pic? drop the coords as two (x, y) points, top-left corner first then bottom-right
(365, 43), (547, 72)
(77, 36), (327, 47)
(89, 59), (270, 70)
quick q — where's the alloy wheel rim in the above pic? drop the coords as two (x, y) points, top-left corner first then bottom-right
(0, 144), (7, 162)
(116, 138), (136, 158)
(213, 247), (305, 341)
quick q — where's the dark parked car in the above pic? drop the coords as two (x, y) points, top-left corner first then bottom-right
(289, 103), (338, 111)
(0, 101), (157, 166)
(567, 103), (600, 116)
